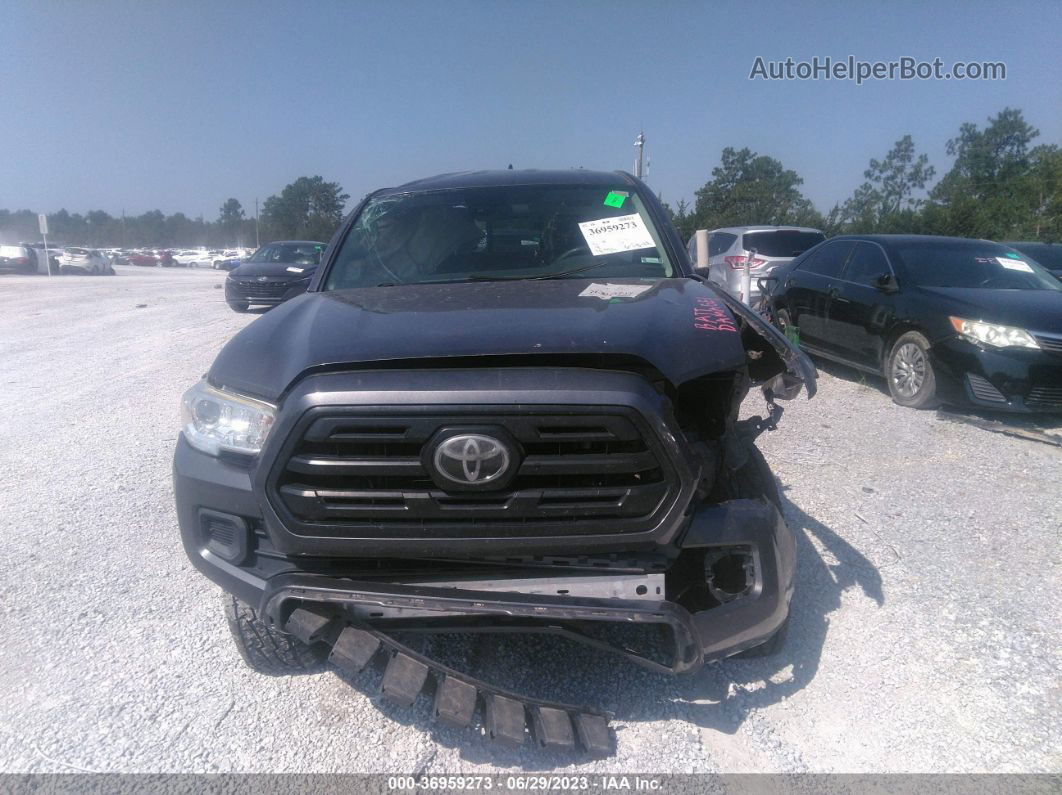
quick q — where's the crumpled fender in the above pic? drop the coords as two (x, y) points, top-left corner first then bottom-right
(713, 288), (817, 400)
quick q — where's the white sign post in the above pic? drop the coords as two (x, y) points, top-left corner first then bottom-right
(38, 214), (52, 276)
(695, 229), (709, 270)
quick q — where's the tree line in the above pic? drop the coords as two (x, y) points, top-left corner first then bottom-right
(0, 175), (350, 248)
(667, 107), (1060, 243)
(2, 107), (1057, 249)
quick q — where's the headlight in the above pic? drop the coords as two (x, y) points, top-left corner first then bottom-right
(949, 317), (1040, 349)
(180, 380), (276, 456)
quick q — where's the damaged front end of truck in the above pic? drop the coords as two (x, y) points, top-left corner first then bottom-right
(174, 273), (815, 755)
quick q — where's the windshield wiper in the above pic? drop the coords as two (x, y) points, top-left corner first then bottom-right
(467, 259), (614, 282)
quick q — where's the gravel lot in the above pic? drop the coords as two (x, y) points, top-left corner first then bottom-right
(0, 266), (1059, 774)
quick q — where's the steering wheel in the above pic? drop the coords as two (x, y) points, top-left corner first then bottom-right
(554, 246), (591, 262)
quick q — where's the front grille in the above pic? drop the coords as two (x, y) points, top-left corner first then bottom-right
(269, 409), (678, 538)
(230, 279), (290, 298)
(1026, 385), (1062, 409)
(966, 373), (1007, 403)
(1034, 335), (1062, 355)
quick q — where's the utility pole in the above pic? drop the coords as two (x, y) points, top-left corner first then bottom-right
(255, 198), (260, 249)
(634, 131), (645, 179)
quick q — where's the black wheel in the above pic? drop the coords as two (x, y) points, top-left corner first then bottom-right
(886, 331), (939, 409)
(227, 300), (249, 313)
(224, 595), (326, 676)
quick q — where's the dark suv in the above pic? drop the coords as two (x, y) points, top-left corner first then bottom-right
(174, 170), (815, 753)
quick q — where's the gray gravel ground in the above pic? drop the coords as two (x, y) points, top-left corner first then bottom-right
(0, 266), (1059, 774)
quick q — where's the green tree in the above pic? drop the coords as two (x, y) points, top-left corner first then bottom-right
(261, 176), (349, 242)
(1021, 144), (1062, 240)
(835, 135), (935, 233)
(691, 148), (822, 232)
(217, 198), (245, 245)
(925, 108), (1040, 238)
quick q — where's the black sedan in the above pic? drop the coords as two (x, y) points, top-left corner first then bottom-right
(763, 234), (1062, 412)
(224, 240), (326, 312)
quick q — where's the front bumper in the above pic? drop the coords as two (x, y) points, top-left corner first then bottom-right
(931, 337), (1062, 413)
(256, 496), (793, 670)
(175, 431), (794, 668)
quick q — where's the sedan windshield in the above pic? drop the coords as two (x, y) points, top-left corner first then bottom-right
(1010, 243), (1062, 271)
(248, 243), (323, 265)
(893, 241), (1062, 291)
(324, 185), (676, 290)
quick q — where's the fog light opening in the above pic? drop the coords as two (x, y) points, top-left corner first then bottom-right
(706, 548), (754, 603)
(199, 509), (249, 565)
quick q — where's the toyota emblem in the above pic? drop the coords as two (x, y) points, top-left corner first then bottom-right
(431, 434), (512, 486)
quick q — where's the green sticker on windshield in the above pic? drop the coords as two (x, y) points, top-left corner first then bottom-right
(1005, 251), (1020, 258)
(603, 191), (627, 208)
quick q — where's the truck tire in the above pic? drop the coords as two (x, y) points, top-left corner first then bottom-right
(224, 595), (326, 676)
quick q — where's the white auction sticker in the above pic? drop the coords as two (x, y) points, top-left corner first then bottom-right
(286, 266), (306, 274)
(578, 214), (656, 256)
(997, 257), (1033, 272)
(578, 282), (653, 300)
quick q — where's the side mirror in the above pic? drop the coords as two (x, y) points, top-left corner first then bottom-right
(874, 273), (899, 293)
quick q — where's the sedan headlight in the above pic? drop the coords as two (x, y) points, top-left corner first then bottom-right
(180, 380), (276, 456)
(950, 317), (1040, 349)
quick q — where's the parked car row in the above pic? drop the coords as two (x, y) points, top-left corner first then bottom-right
(0, 243), (258, 275)
(113, 248), (252, 269)
(0, 243), (117, 275)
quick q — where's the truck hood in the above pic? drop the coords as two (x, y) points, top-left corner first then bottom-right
(209, 277), (810, 402)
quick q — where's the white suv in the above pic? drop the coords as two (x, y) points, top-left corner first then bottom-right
(687, 226), (825, 306)
(59, 247), (110, 274)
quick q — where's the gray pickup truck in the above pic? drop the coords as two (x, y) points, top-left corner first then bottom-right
(173, 169), (815, 754)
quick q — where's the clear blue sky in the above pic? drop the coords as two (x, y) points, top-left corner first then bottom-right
(3, 0), (1060, 219)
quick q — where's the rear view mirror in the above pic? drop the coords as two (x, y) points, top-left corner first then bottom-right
(875, 273), (899, 293)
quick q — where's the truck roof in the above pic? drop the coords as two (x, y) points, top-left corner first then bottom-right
(382, 169), (635, 195)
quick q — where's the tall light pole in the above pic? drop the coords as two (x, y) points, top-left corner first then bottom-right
(255, 198), (260, 248)
(633, 131), (645, 179)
